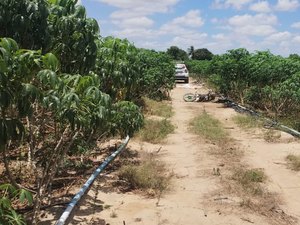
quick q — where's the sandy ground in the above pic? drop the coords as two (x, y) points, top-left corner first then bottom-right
(44, 82), (300, 225)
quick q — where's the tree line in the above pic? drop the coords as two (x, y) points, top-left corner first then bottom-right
(185, 48), (300, 130)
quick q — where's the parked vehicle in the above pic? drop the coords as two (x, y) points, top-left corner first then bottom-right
(175, 63), (189, 83)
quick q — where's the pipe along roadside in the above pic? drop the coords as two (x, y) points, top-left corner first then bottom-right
(55, 135), (130, 225)
(223, 99), (300, 138)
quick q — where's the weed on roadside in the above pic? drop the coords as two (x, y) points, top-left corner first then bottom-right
(143, 97), (173, 118)
(137, 119), (175, 144)
(118, 154), (172, 198)
(263, 129), (281, 142)
(286, 154), (300, 171)
(189, 110), (229, 144)
(110, 210), (117, 218)
(233, 115), (262, 129)
(232, 168), (266, 196)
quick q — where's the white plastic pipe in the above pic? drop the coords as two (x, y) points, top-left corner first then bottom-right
(56, 135), (130, 225)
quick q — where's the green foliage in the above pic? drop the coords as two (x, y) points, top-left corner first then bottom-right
(185, 60), (211, 81)
(209, 48), (251, 103)
(137, 49), (175, 99)
(95, 37), (140, 101)
(111, 101), (144, 137)
(0, 184), (33, 225)
(95, 38), (175, 101)
(47, 0), (99, 74)
(166, 46), (188, 61)
(0, 38), (41, 146)
(193, 48), (213, 60)
(0, 0), (50, 50)
(207, 49), (300, 125)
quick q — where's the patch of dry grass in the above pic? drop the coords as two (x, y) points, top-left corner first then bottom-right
(190, 110), (229, 144)
(286, 154), (300, 171)
(143, 97), (173, 118)
(233, 115), (262, 129)
(232, 168), (266, 196)
(118, 154), (172, 198)
(137, 119), (175, 144)
(263, 129), (281, 142)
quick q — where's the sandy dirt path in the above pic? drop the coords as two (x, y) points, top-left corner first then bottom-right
(61, 82), (300, 225)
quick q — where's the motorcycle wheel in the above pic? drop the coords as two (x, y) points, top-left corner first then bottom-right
(183, 93), (196, 102)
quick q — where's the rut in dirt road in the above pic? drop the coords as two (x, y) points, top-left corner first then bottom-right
(67, 82), (300, 225)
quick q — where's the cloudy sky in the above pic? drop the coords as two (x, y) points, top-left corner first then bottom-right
(80, 0), (300, 56)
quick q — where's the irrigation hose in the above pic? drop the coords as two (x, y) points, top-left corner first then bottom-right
(55, 135), (130, 225)
(223, 99), (300, 138)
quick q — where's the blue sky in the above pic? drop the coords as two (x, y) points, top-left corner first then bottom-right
(79, 0), (300, 56)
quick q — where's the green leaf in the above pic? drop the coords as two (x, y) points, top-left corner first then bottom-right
(18, 189), (33, 205)
(43, 53), (59, 71)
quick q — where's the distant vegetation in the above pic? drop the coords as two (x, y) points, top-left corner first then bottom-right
(185, 49), (300, 131)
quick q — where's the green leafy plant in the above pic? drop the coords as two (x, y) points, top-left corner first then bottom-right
(0, 184), (33, 225)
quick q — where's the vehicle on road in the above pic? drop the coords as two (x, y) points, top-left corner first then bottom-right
(175, 63), (189, 83)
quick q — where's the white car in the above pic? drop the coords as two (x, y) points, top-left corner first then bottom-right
(175, 63), (189, 83)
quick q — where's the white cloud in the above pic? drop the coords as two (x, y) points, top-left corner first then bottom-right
(228, 13), (277, 36)
(291, 21), (300, 28)
(264, 31), (292, 42)
(112, 17), (154, 28)
(249, 1), (272, 12)
(160, 10), (204, 35)
(171, 10), (204, 28)
(213, 0), (254, 9)
(100, 0), (179, 15)
(293, 36), (300, 43)
(275, 0), (300, 11)
(169, 32), (208, 49)
(113, 28), (157, 39)
(76, 0), (82, 5)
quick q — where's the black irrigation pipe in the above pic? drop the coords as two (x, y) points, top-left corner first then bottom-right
(55, 135), (130, 225)
(220, 98), (300, 138)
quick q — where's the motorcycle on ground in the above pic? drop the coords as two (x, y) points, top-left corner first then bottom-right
(183, 89), (216, 102)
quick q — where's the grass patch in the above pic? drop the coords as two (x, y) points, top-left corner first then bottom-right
(286, 154), (300, 171)
(189, 111), (228, 144)
(232, 168), (266, 196)
(118, 155), (172, 198)
(263, 129), (281, 142)
(233, 115), (262, 129)
(143, 97), (173, 118)
(138, 119), (175, 144)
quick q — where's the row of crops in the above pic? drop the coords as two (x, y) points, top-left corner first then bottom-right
(186, 49), (300, 129)
(0, 0), (175, 224)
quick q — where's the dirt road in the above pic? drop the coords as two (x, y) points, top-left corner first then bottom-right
(68, 82), (300, 225)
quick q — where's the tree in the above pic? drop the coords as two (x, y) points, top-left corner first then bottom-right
(47, 0), (99, 74)
(187, 46), (195, 59)
(209, 48), (251, 104)
(193, 48), (213, 60)
(166, 46), (188, 61)
(0, 0), (50, 50)
(137, 49), (175, 99)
